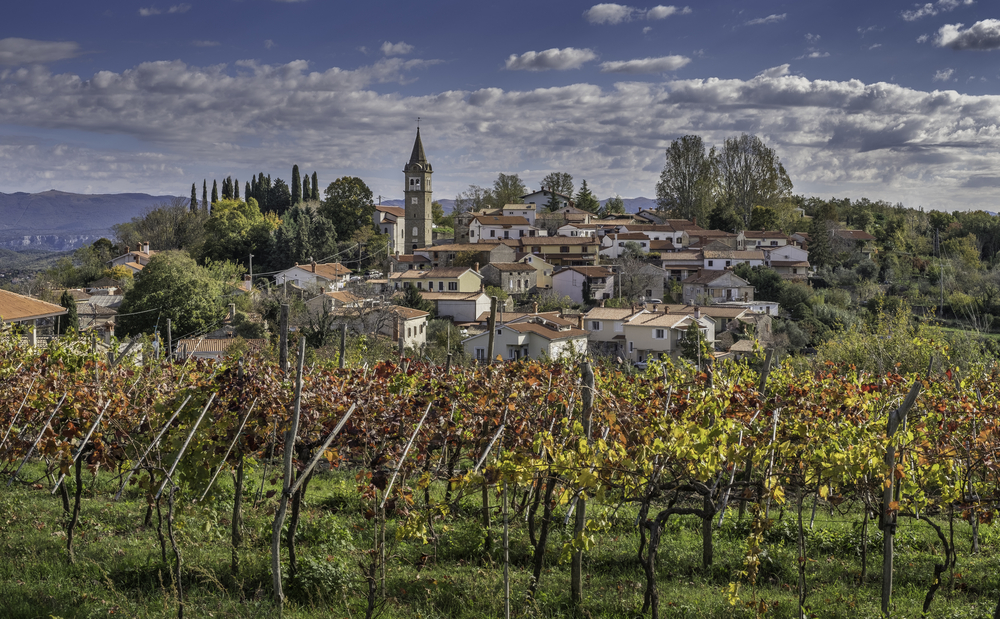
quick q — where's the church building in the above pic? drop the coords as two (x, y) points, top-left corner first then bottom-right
(403, 128), (434, 250)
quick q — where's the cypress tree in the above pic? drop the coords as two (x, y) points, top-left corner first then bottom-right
(58, 291), (78, 334)
(302, 175), (310, 203)
(291, 165), (301, 205)
(234, 178), (240, 200)
(190, 183), (197, 212)
(202, 180), (208, 213)
(245, 181), (251, 202)
(211, 180), (219, 204)
(311, 172), (319, 200)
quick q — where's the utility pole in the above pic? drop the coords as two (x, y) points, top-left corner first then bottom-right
(166, 319), (172, 362)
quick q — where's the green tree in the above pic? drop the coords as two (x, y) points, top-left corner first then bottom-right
(734, 264), (785, 301)
(112, 197), (207, 254)
(202, 180), (208, 214)
(540, 172), (574, 196)
(211, 180), (219, 205)
(656, 135), (717, 223)
(234, 178), (240, 200)
(190, 183), (198, 213)
(117, 251), (226, 337)
(485, 285), (510, 305)
(545, 191), (562, 212)
(432, 201), (445, 224)
(454, 185), (494, 214)
(201, 198), (279, 266)
(302, 175), (311, 204)
(269, 178), (292, 216)
(320, 176), (375, 240)
(452, 250), (480, 268)
(574, 180), (600, 213)
(749, 205), (780, 231)
(268, 204), (338, 270)
(807, 217), (834, 269)
(245, 181), (251, 202)
(601, 195), (626, 218)
(310, 172), (318, 201)
(291, 165), (301, 205)
(58, 291), (78, 334)
(678, 323), (712, 366)
(491, 173), (527, 208)
(717, 133), (792, 228)
(398, 283), (434, 314)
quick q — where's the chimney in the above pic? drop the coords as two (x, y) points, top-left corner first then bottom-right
(142, 241), (150, 254)
(694, 305), (701, 319)
(652, 304), (657, 312)
(311, 260), (317, 273)
(599, 299), (605, 308)
(474, 262), (480, 273)
(692, 217), (697, 226)
(578, 315), (584, 330)
(125, 245), (129, 254)
(228, 303), (236, 324)
(533, 302), (539, 314)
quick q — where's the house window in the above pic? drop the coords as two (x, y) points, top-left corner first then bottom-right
(416, 282), (422, 289)
(560, 246), (570, 253)
(448, 282), (457, 291)
(504, 231), (509, 239)
(591, 321), (601, 331)
(383, 227), (388, 234)
(470, 230), (475, 238)
(771, 241), (778, 246)
(410, 178), (420, 189)
(653, 329), (665, 339)
(517, 279), (522, 289)
(725, 261), (731, 267)
(438, 282), (444, 291)
(490, 230), (496, 237)
(628, 341), (634, 352)
(407, 327), (411, 337)
(476, 348), (486, 360)
(614, 321), (623, 332)
(532, 247), (541, 253)
(646, 289), (652, 297)
(497, 329), (502, 335)
(708, 260), (714, 267)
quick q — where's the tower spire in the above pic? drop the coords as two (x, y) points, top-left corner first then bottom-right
(409, 127), (427, 165)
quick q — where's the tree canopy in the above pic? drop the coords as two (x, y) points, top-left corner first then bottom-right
(656, 135), (717, 223)
(574, 180), (600, 213)
(201, 198), (279, 266)
(717, 133), (792, 228)
(321, 176), (375, 240)
(491, 173), (527, 208)
(540, 172), (574, 197)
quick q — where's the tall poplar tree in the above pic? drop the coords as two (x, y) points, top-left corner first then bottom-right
(291, 165), (301, 205)
(311, 172), (319, 200)
(190, 183), (198, 212)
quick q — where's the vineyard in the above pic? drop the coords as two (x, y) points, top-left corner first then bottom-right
(0, 332), (999, 619)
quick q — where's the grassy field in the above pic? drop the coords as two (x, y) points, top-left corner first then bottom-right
(1, 463), (997, 619)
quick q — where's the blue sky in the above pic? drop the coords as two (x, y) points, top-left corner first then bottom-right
(2, 0), (1000, 211)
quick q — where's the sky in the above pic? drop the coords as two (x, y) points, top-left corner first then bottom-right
(1, 0), (1000, 212)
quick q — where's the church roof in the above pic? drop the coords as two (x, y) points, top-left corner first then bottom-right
(409, 128), (427, 165)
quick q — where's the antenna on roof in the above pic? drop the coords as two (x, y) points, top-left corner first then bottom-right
(416, 116), (421, 128)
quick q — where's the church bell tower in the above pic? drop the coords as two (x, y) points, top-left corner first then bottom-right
(403, 128), (433, 250)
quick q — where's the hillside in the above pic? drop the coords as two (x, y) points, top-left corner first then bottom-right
(0, 190), (179, 250)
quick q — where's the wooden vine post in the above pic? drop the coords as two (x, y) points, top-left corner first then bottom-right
(279, 304), (289, 373)
(571, 360), (594, 607)
(486, 296), (498, 364)
(881, 376), (923, 617)
(272, 336), (306, 608)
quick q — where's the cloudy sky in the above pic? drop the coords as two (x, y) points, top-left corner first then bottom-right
(2, 0), (1000, 211)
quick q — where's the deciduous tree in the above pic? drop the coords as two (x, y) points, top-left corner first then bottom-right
(601, 195), (626, 218)
(656, 135), (717, 223)
(540, 172), (574, 197)
(320, 176), (375, 240)
(491, 173), (527, 208)
(717, 134), (792, 228)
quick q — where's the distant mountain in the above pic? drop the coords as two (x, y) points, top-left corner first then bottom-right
(0, 190), (179, 250)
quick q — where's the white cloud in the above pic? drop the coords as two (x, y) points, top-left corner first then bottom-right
(746, 14), (787, 26)
(139, 4), (190, 16)
(797, 51), (830, 59)
(600, 55), (690, 73)
(264, 40), (276, 49)
(917, 34), (930, 43)
(902, 0), (973, 21)
(805, 33), (820, 43)
(757, 64), (791, 78)
(192, 40), (220, 47)
(869, 43), (882, 50)
(583, 3), (689, 24)
(0, 38), (81, 66)
(857, 25), (883, 35)
(642, 26), (652, 34)
(935, 20), (1000, 50)
(505, 48), (597, 71)
(934, 68), (955, 81)
(381, 41), (414, 56)
(3, 58), (1000, 211)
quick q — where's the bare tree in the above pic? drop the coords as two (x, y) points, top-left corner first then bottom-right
(717, 134), (792, 229)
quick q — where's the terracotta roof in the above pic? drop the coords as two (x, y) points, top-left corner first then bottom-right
(743, 230), (790, 239)
(631, 313), (697, 328)
(376, 205), (405, 217)
(324, 290), (365, 305)
(661, 304), (748, 318)
(389, 305), (430, 320)
(695, 230), (738, 237)
(395, 254), (432, 263)
(623, 224), (678, 233)
(53, 289), (92, 301)
(769, 260), (811, 267)
(702, 250), (766, 260)
(473, 215), (532, 226)
(484, 262), (535, 272)
(421, 267), (482, 278)
(289, 262), (351, 280)
(523, 237), (599, 246)
(834, 229), (876, 241)
(682, 269), (750, 285)
(607, 232), (650, 241)
(556, 266), (613, 278)
(506, 322), (589, 340)
(475, 310), (572, 325)
(78, 303), (118, 316)
(729, 339), (756, 352)
(430, 243), (504, 254)
(0, 289), (68, 323)
(659, 251), (703, 261)
(584, 307), (642, 320)
(502, 203), (537, 210)
(123, 261), (144, 271)
(418, 291), (488, 301)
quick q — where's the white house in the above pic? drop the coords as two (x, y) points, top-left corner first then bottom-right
(552, 266), (615, 304)
(702, 250), (765, 270)
(556, 223), (600, 238)
(622, 310), (717, 365)
(743, 230), (791, 249)
(763, 245), (811, 279)
(522, 188), (572, 211)
(420, 291), (491, 323)
(374, 205), (406, 254)
(462, 315), (588, 362)
(501, 203), (537, 226)
(108, 242), (156, 269)
(600, 232), (652, 259)
(274, 262), (352, 290)
(469, 215), (543, 243)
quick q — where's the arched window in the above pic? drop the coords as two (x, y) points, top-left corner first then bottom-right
(412, 226), (418, 236)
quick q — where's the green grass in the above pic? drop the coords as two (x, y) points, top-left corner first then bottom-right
(0, 464), (997, 618)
